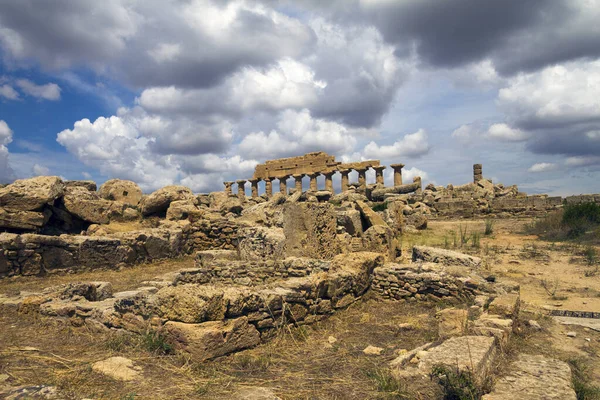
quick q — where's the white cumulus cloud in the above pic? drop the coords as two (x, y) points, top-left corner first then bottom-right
(528, 162), (558, 173)
(363, 129), (430, 159)
(487, 123), (530, 142)
(16, 79), (61, 100)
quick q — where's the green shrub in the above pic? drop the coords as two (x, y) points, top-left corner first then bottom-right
(430, 364), (482, 400)
(366, 368), (411, 397)
(525, 202), (600, 242)
(484, 219), (494, 236)
(569, 358), (600, 400)
(372, 202), (388, 212)
(141, 329), (174, 355)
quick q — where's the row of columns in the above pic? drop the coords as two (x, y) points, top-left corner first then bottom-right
(224, 163), (406, 198)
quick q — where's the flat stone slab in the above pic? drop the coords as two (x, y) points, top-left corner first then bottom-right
(483, 354), (576, 400)
(92, 356), (141, 381)
(412, 246), (482, 268)
(394, 336), (496, 383)
(554, 316), (600, 332)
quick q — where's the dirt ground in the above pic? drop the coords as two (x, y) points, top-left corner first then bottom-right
(1, 216), (599, 399)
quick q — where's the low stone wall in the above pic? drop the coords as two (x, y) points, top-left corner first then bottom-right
(189, 218), (244, 251)
(2, 252), (383, 361)
(183, 253), (331, 286)
(371, 263), (486, 302)
(0, 228), (186, 277)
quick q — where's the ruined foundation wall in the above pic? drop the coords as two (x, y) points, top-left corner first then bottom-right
(371, 263), (486, 302)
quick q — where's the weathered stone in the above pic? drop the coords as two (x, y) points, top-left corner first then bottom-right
(238, 226), (286, 261)
(436, 308), (468, 338)
(164, 317), (261, 361)
(233, 387), (281, 400)
(92, 356), (140, 381)
(336, 209), (363, 236)
(487, 294), (520, 319)
(394, 336), (496, 384)
(482, 354), (576, 400)
(0, 208), (49, 230)
(0, 176), (64, 211)
(355, 200), (388, 228)
(98, 179), (143, 206)
(412, 246), (482, 268)
(166, 200), (203, 221)
(154, 284), (227, 323)
(141, 185), (196, 216)
(62, 186), (126, 224)
(363, 345), (384, 355)
(64, 180), (97, 191)
(406, 213), (427, 230)
(370, 182), (421, 201)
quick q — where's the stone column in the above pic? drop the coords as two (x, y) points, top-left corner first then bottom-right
(323, 171), (335, 194)
(279, 175), (290, 195)
(473, 164), (483, 183)
(264, 178), (273, 198)
(339, 169), (350, 192)
(356, 168), (367, 189)
(223, 181), (233, 196)
(373, 166), (386, 185)
(413, 176), (422, 195)
(249, 179), (260, 198)
(236, 180), (247, 200)
(308, 173), (319, 191)
(391, 163), (405, 186)
(293, 174), (303, 192)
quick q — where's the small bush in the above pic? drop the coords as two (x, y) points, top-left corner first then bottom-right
(366, 368), (411, 397)
(484, 219), (494, 236)
(569, 358), (600, 400)
(430, 364), (482, 400)
(372, 202), (388, 212)
(583, 246), (598, 266)
(141, 329), (174, 355)
(459, 225), (470, 247)
(471, 232), (481, 249)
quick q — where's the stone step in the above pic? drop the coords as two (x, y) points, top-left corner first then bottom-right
(482, 354), (576, 400)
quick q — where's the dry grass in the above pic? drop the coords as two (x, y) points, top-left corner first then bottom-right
(0, 296), (439, 399)
(0, 256), (195, 297)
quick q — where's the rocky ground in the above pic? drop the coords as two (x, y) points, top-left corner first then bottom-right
(0, 216), (598, 399)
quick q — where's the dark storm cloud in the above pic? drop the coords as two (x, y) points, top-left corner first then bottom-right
(284, 0), (600, 76)
(0, 0), (316, 89)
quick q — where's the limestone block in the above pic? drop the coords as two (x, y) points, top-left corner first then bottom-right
(141, 185), (196, 216)
(0, 176), (64, 211)
(0, 208), (49, 230)
(487, 294), (520, 319)
(232, 387), (281, 400)
(92, 356), (140, 381)
(98, 179), (143, 206)
(238, 226), (286, 261)
(436, 308), (468, 338)
(195, 250), (239, 267)
(154, 284), (227, 323)
(62, 186), (126, 224)
(65, 180), (97, 191)
(412, 246), (482, 268)
(355, 200), (388, 228)
(394, 336), (497, 385)
(164, 317), (261, 361)
(482, 354), (576, 400)
(336, 209), (363, 236)
(166, 200), (203, 221)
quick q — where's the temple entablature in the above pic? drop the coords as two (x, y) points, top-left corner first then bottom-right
(225, 152), (421, 200)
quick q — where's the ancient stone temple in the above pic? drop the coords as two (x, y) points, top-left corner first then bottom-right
(224, 152), (413, 198)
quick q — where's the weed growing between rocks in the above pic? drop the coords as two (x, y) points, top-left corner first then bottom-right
(430, 364), (482, 400)
(525, 202), (600, 243)
(366, 368), (412, 399)
(568, 358), (600, 400)
(484, 219), (494, 236)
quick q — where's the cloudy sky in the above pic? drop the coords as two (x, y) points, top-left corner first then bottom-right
(1, 0), (599, 195)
